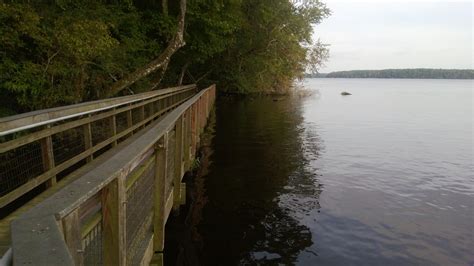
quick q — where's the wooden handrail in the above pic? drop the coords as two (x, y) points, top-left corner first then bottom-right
(0, 85), (195, 136)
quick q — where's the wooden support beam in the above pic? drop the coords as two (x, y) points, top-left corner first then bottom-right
(83, 120), (93, 162)
(102, 177), (126, 266)
(139, 105), (145, 129)
(173, 117), (184, 210)
(191, 103), (197, 157)
(41, 126), (56, 187)
(182, 112), (188, 171)
(111, 111), (117, 147)
(153, 134), (167, 252)
(127, 108), (133, 136)
(180, 183), (186, 205)
(150, 253), (163, 266)
(62, 209), (84, 265)
(205, 92), (209, 120)
(184, 110), (191, 171)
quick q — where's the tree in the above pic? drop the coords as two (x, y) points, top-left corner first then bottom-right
(104, 0), (187, 97)
(0, 0), (331, 115)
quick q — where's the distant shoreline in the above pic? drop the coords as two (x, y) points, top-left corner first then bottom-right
(306, 69), (474, 80)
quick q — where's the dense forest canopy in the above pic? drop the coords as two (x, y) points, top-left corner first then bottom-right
(0, 0), (330, 116)
(311, 69), (474, 79)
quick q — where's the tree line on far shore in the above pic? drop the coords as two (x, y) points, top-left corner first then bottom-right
(306, 69), (474, 79)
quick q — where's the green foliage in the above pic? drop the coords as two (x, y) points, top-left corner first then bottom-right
(1, 0), (330, 115)
(180, 0), (330, 94)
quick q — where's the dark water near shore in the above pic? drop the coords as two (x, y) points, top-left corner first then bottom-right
(166, 78), (473, 265)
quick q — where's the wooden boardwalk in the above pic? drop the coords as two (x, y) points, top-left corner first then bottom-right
(0, 85), (216, 265)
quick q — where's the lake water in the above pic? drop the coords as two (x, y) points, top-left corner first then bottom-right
(166, 78), (473, 265)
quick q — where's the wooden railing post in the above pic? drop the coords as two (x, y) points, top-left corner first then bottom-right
(111, 110), (117, 147)
(199, 93), (206, 133)
(139, 105), (145, 129)
(41, 125), (56, 187)
(159, 98), (164, 112)
(192, 103), (198, 156)
(102, 176), (126, 266)
(205, 91), (209, 119)
(184, 110), (192, 171)
(182, 112), (188, 171)
(62, 209), (84, 265)
(200, 96), (204, 132)
(196, 101), (200, 143)
(153, 134), (167, 253)
(83, 120), (93, 162)
(173, 116), (184, 210)
(126, 108), (133, 136)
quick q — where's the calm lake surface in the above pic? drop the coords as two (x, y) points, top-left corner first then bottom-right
(166, 78), (473, 265)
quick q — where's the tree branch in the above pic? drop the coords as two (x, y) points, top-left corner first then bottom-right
(43, 49), (60, 77)
(195, 69), (212, 83)
(105, 0), (186, 97)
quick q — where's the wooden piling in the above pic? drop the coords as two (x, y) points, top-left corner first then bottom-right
(153, 134), (168, 252)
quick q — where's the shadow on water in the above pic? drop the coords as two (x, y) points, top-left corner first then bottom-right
(165, 96), (323, 266)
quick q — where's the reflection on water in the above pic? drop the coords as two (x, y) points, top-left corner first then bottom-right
(166, 78), (474, 265)
(166, 96), (319, 265)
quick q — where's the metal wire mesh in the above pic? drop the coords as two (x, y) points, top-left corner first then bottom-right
(82, 219), (103, 266)
(52, 126), (86, 165)
(91, 118), (113, 146)
(131, 108), (143, 126)
(0, 88), (194, 205)
(153, 100), (162, 116)
(115, 111), (129, 134)
(125, 159), (155, 262)
(0, 140), (44, 196)
(144, 103), (154, 119)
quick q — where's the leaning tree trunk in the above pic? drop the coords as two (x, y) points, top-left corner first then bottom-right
(162, 0), (168, 16)
(104, 0), (186, 97)
(177, 61), (190, 86)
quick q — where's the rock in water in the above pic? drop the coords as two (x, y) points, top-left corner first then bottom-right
(341, 91), (352, 95)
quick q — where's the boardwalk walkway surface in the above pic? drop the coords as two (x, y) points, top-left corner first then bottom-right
(0, 85), (216, 265)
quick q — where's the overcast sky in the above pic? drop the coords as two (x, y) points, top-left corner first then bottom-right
(312, 0), (473, 72)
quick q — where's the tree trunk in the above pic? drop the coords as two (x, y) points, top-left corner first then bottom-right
(162, 0), (168, 16)
(104, 0), (186, 97)
(150, 60), (170, 90)
(177, 62), (190, 85)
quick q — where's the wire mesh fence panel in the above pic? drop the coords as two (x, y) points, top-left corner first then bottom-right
(125, 158), (155, 263)
(91, 117), (113, 146)
(145, 102), (154, 119)
(52, 126), (86, 165)
(115, 111), (129, 134)
(80, 192), (103, 265)
(131, 107), (143, 126)
(153, 100), (162, 116)
(82, 220), (103, 266)
(0, 140), (44, 197)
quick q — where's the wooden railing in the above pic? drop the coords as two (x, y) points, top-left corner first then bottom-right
(9, 85), (216, 265)
(0, 85), (197, 208)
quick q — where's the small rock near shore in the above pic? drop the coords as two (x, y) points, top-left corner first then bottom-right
(341, 91), (352, 95)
